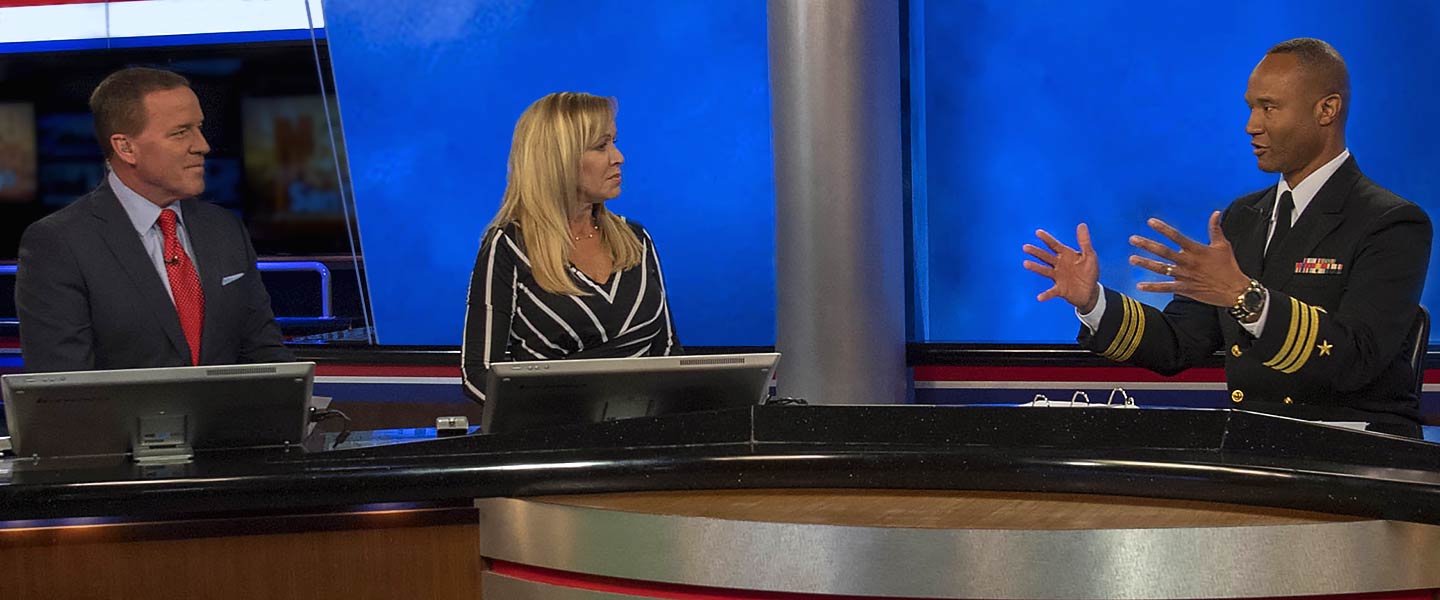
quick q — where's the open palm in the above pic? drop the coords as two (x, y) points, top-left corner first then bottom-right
(1023, 224), (1101, 313)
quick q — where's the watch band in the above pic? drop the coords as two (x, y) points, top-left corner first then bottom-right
(1228, 279), (1266, 323)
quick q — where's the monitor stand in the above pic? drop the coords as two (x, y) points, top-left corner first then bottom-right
(133, 413), (195, 464)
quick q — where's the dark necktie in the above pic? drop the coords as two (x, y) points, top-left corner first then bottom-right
(158, 210), (205, 365)
(1267, 190), (1295, 257)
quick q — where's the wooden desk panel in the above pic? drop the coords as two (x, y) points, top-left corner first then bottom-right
(0, 508), (480, 600)
(536, 489), (1361, 529)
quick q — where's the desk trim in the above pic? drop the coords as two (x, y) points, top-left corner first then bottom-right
(476, 495), (1440, 599)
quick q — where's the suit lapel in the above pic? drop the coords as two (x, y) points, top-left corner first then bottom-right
(1229, 191), (1272, 279)
(182, 198), (223, 364)
(87, 182), (190, 359)
(1260, 157), (1358, 289)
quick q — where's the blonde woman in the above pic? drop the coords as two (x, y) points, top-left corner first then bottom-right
(461, 92), (681, 403)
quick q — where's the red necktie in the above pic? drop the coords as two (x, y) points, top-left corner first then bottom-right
(158, 210), (205, 365)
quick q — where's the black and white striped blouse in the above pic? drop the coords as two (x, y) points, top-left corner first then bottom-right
(461, 220), (682, 401)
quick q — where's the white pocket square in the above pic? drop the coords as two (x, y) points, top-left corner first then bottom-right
(221, 272), (245, 286)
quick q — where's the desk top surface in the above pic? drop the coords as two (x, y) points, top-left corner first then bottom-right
(3, 406), (1438, 524)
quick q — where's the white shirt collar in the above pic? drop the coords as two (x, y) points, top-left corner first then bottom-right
(108, 169), (184, 235)
(1275, 148), (1350, 222)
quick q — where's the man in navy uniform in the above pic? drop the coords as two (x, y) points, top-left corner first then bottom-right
(1024, 38), (1431, 438)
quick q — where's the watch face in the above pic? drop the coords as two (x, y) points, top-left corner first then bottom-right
(1242, 289), (1265, 312)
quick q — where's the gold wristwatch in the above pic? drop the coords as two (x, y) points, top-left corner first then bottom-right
(1228, 279), (1267, 324)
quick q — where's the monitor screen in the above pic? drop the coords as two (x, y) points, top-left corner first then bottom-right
(241, 95), (348, 246)
(35, 112), (104, 208)
(0, 102), (37, 204)
(482, 353), (779, 434)
(2, 361), (314, 460)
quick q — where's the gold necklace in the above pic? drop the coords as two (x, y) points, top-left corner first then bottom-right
(571, 220), (599, 242)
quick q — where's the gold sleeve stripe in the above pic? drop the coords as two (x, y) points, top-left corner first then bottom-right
(1115, 296), (1146, 362)
(1100, 296), (1131, 359)
(1280, 304), (1323, 374)
(1263, 297), (1306, 369)
(1266, 298), (1323, 372)
(1274, 303), (1319, 373)
(1101, 294), (1136, 360)
(1272, 298), (1314, 371)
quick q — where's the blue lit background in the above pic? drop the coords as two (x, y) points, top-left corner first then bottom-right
(919, 0), (1440, 342)
(321, 0), (1440, 347)
(322, 0), (775, 346)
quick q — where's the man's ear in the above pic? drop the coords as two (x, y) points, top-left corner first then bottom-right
(110, 134), (138, 166)
(1316, 93), (1343, 127)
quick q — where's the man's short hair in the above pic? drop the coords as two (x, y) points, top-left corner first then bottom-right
(1266, 38), (1350, 117)
(88, 67), (191, 159)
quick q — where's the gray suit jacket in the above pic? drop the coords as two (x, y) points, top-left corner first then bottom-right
(15, 180), (293, 372)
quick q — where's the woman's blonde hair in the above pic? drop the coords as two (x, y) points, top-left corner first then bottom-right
(488, 92), (644, 295)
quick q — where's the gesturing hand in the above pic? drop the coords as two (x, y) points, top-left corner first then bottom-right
(1023, 224), (1101, 313)
(1129, 212), (1252, 307)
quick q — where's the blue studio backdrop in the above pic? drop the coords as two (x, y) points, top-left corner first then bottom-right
(322, 0), (1440, 347)
(918, 0), (1440, 342)
(322, 0), (775, 346)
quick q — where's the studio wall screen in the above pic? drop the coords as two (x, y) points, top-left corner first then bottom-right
(324, 0), (1440, 347)
(916, 0), (1440, 343)
(323, 0), (775, 346)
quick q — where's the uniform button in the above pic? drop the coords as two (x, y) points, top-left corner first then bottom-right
(1231, 389), (1244, 403)
(1230, 344), (1242, 357)
(1283, 397), (1294, 405)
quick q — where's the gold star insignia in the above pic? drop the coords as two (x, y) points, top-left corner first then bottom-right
(1317, 340), (1333, 356)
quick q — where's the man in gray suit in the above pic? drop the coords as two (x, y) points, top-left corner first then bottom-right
(15, 67), (292, 372)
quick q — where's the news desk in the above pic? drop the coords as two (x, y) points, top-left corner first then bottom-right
(2, 406), (1438, 599)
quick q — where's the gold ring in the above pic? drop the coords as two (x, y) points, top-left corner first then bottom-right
(1165, 265), (1174, 277)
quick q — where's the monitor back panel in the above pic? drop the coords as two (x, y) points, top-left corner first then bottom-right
(2, 363), (312, 458)
(482, 354), (777, 434)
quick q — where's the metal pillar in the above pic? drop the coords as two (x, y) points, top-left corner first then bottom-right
(768, 0), (907, 404)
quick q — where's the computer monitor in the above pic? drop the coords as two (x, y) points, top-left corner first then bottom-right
(482, 353), (780, 434)
(1, 362), (314, 461)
